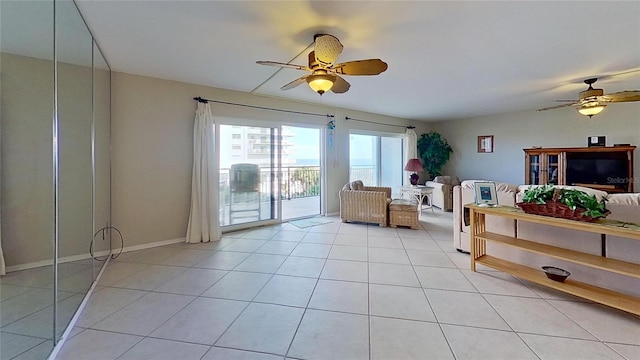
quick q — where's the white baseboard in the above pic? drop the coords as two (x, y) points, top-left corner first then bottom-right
(5, 237), (186, 273)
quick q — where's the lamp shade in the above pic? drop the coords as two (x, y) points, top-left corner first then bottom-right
(404, 158), (424, 172)
(307, 72), (336, 95)
(578, 104), (606, 117)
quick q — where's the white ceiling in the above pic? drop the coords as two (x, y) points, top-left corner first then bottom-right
(75, 0), (640, 121)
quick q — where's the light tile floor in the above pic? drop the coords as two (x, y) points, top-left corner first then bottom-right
(52, 211), (639, 360)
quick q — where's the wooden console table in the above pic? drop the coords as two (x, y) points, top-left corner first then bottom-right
(468, 204), (640, 315)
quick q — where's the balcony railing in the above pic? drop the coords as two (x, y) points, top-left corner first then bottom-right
(219, 166), (321, 202)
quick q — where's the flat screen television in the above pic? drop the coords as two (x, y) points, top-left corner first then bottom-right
(565, 152), (629, 189)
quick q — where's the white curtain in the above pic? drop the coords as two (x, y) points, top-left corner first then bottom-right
(405, 127), (418, 160)
(186, 102), (221, 243)
(405, 127), (419, 184)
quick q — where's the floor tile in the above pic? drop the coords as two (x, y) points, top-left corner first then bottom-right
(290, 243), (331, 258)
(154, 268), (227, 296)
(118, 337), (210, 360)
(547, 300), (640, 345)
(369, 263), (420, 287)
(367, 235), (404, 249)
(414, 266), (477, 292)
(215, 303), (304, 355)
(234, 253), (287, 273)
(519, 333), (625, 360)
(288, 309), (369, 360)
(202, 346), (284, 360)
(368, 247), (410, 264)
(369, 283), (436, 322)
(320, 259), (368, 282)
(254, 275), (317, 307)
(401, 238), (441, 251)
(333, 233), (367, 247)
(367, 225), (400, 238)
(328, 245), (368, 262)
(276, 256), (325, 278)
(12, 340), (53, 360)
(270, 230), (307, 242)
(115, 246), (181, 264)
(462, 269), (540, 297)
(0, 283), (35, 302)
(91, 292), (194, 336)
(3, 294), (83, 338)
(308, 279), (368, 314)
(0, 288), (56, 327)
(337, 223), (368, 235)
(222, 239), (267, 252)
(300, 232), (336, 244)
(606, 343), (640, 360)
(484, 294), (596, 340)
(308, 221), (341, 234)
(110, 264), (186, 291)
(407, 249), (457, 268)
(255, 241), (298, 255)
(0, 332), (47, 360)
(441, 324), (538, 360)
(75, 287), (147, 328)
(55, 329), (142, 360)
(370, 316), (454, 360)
(201, 271), (271, 301)
(150, 297), (248, 345)
(157, 248), (213, 267)
(96, 261), (148, 286)
(195, 251), (250, 270)
(241, 228), (281, 240)
(187, 237), (239, 250)
(425, 289), (511, 330)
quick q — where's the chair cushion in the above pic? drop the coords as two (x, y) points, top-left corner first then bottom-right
(389, 199), (418, 211)
(350, 180), (364, 190)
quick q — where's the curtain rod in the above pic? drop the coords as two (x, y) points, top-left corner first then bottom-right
(193, 97), (334, 118)
(345, 116), (413, 129)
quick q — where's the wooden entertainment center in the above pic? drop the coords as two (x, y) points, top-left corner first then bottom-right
(524, 146), (635, 192)
(468, 204), (640, 315)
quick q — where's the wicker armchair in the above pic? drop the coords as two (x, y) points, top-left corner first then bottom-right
(339, 180), (392, 227)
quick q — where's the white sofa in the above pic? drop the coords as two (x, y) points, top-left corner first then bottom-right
(453, 180), (640, 298)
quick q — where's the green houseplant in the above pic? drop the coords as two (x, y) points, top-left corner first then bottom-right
(519, 185), (609, 221)
(416, 131), (453, 179)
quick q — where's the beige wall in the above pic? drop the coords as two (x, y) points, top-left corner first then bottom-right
(432, 104), (640, 185)
(1, 53), (54, 267)
(111, 72), (414, 247)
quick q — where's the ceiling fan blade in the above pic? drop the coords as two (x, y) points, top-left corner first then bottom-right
(314, 34), (343, 66)
(281, 75), (309, 91)
(537, 102), (579, 111)
(331, 75), (350, 94)
(256, 61), (310, 71)
(600, 90), (640, 103)
(332, 59), (388, 76)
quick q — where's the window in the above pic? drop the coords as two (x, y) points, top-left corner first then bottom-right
(349, 133), (404, 191)
(232, 134), (241, 140)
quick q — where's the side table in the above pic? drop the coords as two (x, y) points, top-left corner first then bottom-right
(400, 185), (434, 215)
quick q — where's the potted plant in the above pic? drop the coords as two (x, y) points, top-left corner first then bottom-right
(518, 185), (609, 221)
(416, 131), (453, 179)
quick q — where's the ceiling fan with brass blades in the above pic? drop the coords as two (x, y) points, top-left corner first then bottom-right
(538, 78), (640, 118)
(257, 34), (388, 95)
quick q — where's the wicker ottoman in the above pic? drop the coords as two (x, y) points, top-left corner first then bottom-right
(389, 199), (419, 229)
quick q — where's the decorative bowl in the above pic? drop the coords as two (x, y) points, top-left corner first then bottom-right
(542, 266), (570, 282)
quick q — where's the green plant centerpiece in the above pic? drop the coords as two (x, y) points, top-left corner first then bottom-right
(518, 185), (609, 222)
(417, 131), (453, 179)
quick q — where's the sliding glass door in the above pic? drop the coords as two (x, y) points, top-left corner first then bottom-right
(349, 133), (404, 196)
(280, 126), (320, 220)
(219, 125), (278, 226)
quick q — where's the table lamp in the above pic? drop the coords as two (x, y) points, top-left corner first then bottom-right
(404, 158), (424, 186)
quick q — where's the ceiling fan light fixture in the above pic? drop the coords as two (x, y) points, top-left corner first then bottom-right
(578, 104), (606, 117)
(306, 73), (336, 95)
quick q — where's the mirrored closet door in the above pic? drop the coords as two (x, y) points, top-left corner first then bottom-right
(1, 1), (112, 358)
